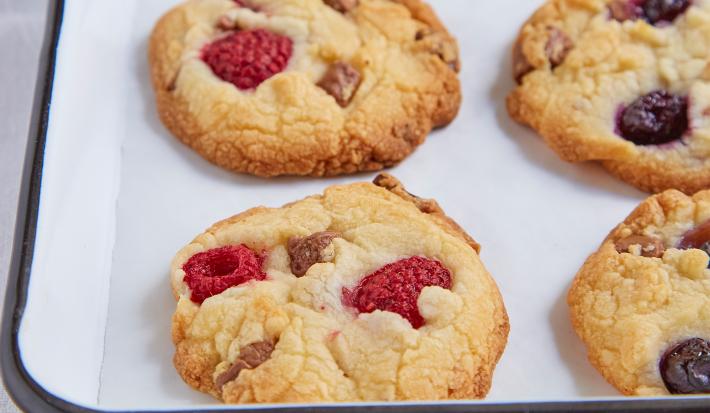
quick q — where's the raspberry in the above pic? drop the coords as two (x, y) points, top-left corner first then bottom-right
(202, 29), (293, 90)
(617, 91), (688, 146)
(183, 245), (267, 304)
(342, 257), (452, 329)
(661, 338), (710, 394)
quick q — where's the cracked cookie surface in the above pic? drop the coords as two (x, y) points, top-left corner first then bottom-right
(507, 0), (710, 194)
(569, 189), (710, 395)
(149, 0), (460, 177)
(169, 174), (508, 403)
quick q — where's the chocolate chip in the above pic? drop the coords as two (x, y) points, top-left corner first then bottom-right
(614, 234), (665, 258)
(166, 72), (178, 92)
(679, 220), (710, 253)
(661, 338), (710, 394)
(287, 232), (340, 276)
(215, 340), (275, 388)
(609, 0), (643, 22)
(545, 27), (573, 69)
(372, 173), (482, 253)
(415, 29), (460, 71)
(215, 360), (249, 389)
(373, 173), (438, 214)
(678, 220), (710, 267)
(513, 27), (571, 84)
(512, 39), (534, 84)
(317, 62), (361, 107)
(324, 0), (358, 13)
(238, 340), (275, 366)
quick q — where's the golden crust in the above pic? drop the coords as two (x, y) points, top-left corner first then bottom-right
(507, 0), (710, 194)
(568, 189), (710, 395)
(149, 0), (461, 177)
(170, 175), (508, 403)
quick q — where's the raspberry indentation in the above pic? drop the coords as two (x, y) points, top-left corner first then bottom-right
(661, 338), (710, 394)
(342, 257), (452, 329)
(183, 245), (267, 304)
(202, 29), (293, 90)
(617, 91), (688, 146)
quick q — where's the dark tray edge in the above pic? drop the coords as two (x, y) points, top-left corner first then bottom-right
(2, 1), (710, 412)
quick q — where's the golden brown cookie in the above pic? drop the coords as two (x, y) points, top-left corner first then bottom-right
(149, 0), (461, 177)
(569, 189), (710, 395)
(507, 0), (710, 194)
(169, 174), (508, 403)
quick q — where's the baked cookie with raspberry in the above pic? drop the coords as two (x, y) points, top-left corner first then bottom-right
(169, 174), (508, 403)
(507, 0), (710, 194)
(149, 0), (460, 177)
(569, 189), (710, 395)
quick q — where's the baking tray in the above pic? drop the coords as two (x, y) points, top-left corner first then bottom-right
(4, 0), (710, 412)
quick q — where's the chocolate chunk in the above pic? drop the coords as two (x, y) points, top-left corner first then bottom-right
(415, 29), (460, 72)
(512, 39), (534, 84)
(614, 234), (665, 258)
(545, 27), (573, 69)
(317, 62), (361, 107)
(679, 220), (710, 254)
(215, 340), (275, 388)
(661, 338), (710, 394)
(373, 173), (438, 214)
(513, 27), (571, 84)
(324, 0), (358, 13)
(609, 0), (642, 22)
(288, 232), (340, 276)
(372, 173), (481, 253)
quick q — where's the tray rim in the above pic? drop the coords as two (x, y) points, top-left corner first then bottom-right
(3, 1), (710, 412)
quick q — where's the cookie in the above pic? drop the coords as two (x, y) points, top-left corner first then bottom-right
(169, 174), (508, 403)
(507, 0), (710, 194)
(569, 189), (710, 395)
(149, 0), (460, 177)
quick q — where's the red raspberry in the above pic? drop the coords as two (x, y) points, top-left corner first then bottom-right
(183, 245), (267, 304)
(202, 29), (293, 90)
(342, 257), (452, 329)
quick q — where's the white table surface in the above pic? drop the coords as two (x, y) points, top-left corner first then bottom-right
(0, 0), (50, 411)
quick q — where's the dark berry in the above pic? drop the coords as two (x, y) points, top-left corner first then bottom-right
(661, 338), (710, 394)
(678, 219), (710, 266)
(202, 29), (293, 90)
(609, 0), (691, 24)
(342, 257), (452, 329)
(183, 245), (267, 304)
(617, 91), (688, 146)
(642, 0), (692, 24)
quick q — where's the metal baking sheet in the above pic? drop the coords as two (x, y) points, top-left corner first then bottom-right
(4, 0), (710, 411)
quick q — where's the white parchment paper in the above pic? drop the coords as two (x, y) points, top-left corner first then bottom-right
(21, 0), (662, 409)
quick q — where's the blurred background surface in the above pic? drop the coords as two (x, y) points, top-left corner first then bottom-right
(0, 0), (51, 411)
